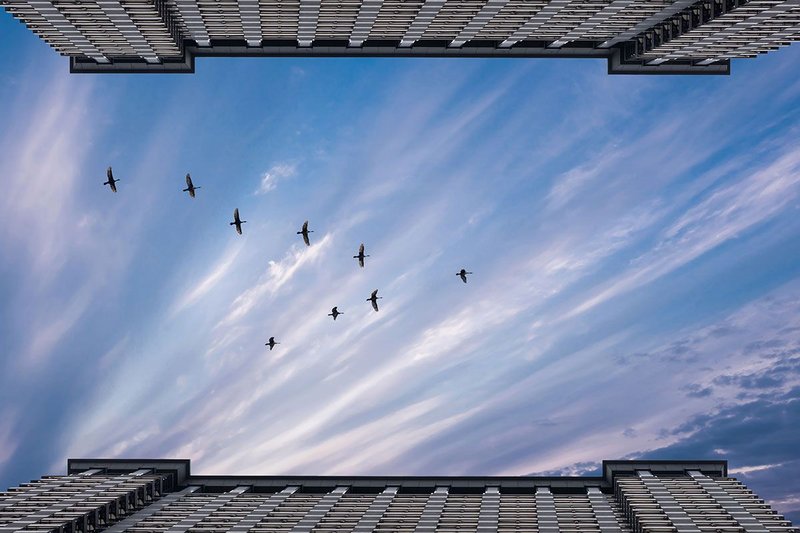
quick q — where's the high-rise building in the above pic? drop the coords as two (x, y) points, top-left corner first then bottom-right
(0, 459), (796, 533)
(1, 0), (799, 74)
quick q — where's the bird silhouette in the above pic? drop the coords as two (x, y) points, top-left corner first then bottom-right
(297, 220), (314, 246)
(104, 167), (119, 193)
(183, 173), (200, 198)
(230, 208), (246, 235)
(457, 268), (473, 283)
(265, 337), (280, 350)
(353, 243), (370, 268)
(328, 306), (343, 320)
(367, 289), (382, 312)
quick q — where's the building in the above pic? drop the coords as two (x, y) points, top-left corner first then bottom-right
(0, 459), (796, 533)
(0, 0), (799, 74)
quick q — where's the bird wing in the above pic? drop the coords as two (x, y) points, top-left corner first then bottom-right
(186, 173), (193, 187)
(371, 299), (379, 312)
(303, 233), (310, 246)
(234, 208), (240, 222)
(371, 289), (378, 299)
(110, 181), (117, 192)
(107, 167), (113, 180)
(358, 257), (364, 268)
(359, 243), (364, 255)
(303, 220), (308, 232)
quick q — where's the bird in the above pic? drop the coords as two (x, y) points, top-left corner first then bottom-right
(104, 166), (119, 193)
(183, 173), (200, 198)
(297, 220), (314, 246)
(328, 306), (343, 320)
(265, 337), (280, 351)
(457, 268), (473, 283)
(353, 243), (369, 268)
(230, 208), (246, 235)
(367, 289), (382, 312)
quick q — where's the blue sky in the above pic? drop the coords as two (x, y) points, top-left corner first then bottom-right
(1, 9), (800, 524)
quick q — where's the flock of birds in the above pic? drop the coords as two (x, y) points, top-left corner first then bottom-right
(103, 167), (474, 350)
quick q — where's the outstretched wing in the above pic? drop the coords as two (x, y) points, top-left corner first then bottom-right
(234, 208), (240, 222)
(371, 299), (379, 312)
(358, 256), (364, 268)
(302, 220), (308, 232)
(185, 173), (193, 188)
(359, 243), (364, 255)
(107, 167), (113, 180)
(303, 232), (310, 246)
(371, 289), (378, 299)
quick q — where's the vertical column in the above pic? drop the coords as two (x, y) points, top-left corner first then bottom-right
(413, 487), (449, 533)
(173, 0), (211, 47)
(535, 487), (559, 533)
(290, 486), (348, 532)
(349, 0), (384, 46)
(399, 0), (446, 47)
(25, 1), (109, 62)
(96, 0), (160, 62)
(587, 487), (623, 533)
(165, 486), (250, 533)
(598, 0), (699, 48)
(229, 486), (299, 533)
(297, 0), (320, 47)
(103, 486), (201, 533)
(352, 486), (398, 532)
(238, 0), (262, 46)
(637, 471), (701, 533)
(449, 0), (508, 47)
(549, 0), (636, 47)
(686, 472), (770, 533)
(476, 486), (500, 533)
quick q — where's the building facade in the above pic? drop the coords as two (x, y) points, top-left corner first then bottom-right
(0, 0), (799, 74)
(0, 459), (796, 533)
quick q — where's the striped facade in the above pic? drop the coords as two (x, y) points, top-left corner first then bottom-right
(0, 460), (796, 533)
(1, 0), (799, 73)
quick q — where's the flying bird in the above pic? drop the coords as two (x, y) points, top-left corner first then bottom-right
(328, 306), (343, 320)
(265, 337), (280, 351)
(353, 243), (369, 268)
(367, 289), (382, 312)
(230, 208), (246, 235)
(297, 220), (314, 246)
(104, 166), (119, 193)
(457, 268), (473, 283)
(183, 173), (200, 198)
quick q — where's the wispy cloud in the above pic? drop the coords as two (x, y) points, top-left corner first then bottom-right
(255, 163), (296, 195)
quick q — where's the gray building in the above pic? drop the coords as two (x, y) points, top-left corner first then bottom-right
(0, 459), (796, 533)
(0, 0), (799, 74)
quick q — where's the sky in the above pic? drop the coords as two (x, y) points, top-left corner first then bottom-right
(1, 8), (800, 525)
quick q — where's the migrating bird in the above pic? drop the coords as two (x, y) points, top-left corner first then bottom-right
(367, 289), (382, 312)
(230, 208), (246, 235)
(297, 220), (314, 246)
(457, 268), (473, 283)
(328, 306), (343, 321)
(265, 337), (280, 351)
(353, 243), (369, 268)
(183, 173), (200, 198)
(103, 166), (119, 193)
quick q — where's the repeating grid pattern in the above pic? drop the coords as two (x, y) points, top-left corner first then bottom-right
(374, 493), (429, 532)
(3, 0), (800, 71)
(0, 470), (164, 533)
(1, 470), (797, 533)
(498, 493), (537, 533)
(351, 487), (397, 533)
(435, 492), (481, 532)
(640, 0), (800, 62)
(476, 487), (500, 533)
